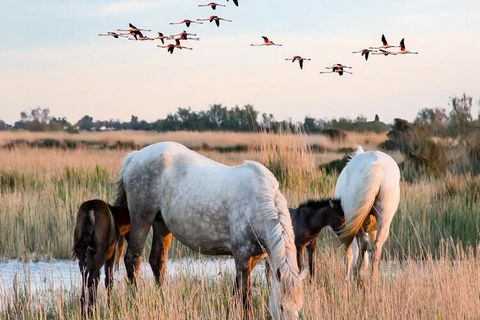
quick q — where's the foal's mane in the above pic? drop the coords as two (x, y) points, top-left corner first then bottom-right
(298, 198), (341, 210)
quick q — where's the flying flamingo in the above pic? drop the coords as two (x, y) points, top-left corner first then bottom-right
(151, 32), (172, 44)
(117, 23), (151, 40)
(171, 31), (200, 41)
(352, 49), (377, 61)
(197, 16), (232, 27)
(227, 0), (239, 6)
(159, 39), (193, 54)
(198, 2), (226, 10)
(320, 64), (353, 76)
(371, 48), (397, 56)
(251, 36), (283, 47)
(128, 34), (153, 41)
(285, 56), (311, 69)
(98, 32), (128, 39)
(397, 38), (418, 54)
(170, 19), (203, 28)
(369, 34), (400, 50)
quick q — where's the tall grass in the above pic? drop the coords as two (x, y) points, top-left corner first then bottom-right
(1, 249), (479, 319)
(0, 131), (478, 259)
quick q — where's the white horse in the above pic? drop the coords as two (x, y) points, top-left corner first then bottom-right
(335, 147), (400, 278)
(114, 142), (304, 319)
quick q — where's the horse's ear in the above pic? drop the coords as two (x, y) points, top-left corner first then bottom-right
(276, 268), (282, 282)
(329, 198), (335, 209)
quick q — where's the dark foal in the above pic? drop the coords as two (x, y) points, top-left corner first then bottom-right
(290, 198), (345, 278)
(73, 199), (130, 316)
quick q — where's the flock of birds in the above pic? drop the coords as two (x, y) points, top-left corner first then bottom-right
(98, 1), (419, 76)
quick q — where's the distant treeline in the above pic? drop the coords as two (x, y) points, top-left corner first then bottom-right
(0, 94), (478, 138)
(0, 104), (389, 134)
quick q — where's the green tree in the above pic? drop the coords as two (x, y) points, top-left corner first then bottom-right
(449, 94), (473, 136)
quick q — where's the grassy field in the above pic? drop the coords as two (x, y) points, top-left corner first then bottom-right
(0, 130), (479, 319)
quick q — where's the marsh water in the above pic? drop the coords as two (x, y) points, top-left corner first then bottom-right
(0, 258), (260, 299)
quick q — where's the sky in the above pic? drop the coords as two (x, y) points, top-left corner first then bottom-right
(0, 0), (479, 124)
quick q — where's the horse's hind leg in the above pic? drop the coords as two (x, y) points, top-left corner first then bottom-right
(87, 267), (101, 315)
(124, 216), (151, 286)
(79, 265), (88, 317)
(104, 252), (115, 300)
(344, 241), (358, 280)
(233, 256), (253, 317)
(149, 214), (172, 286)
(371, 180), (400, 276)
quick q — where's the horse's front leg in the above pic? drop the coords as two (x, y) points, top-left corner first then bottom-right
(149, 216), (172, 286)
(296, 245), (305, 273)
(306, 240), (317, 279)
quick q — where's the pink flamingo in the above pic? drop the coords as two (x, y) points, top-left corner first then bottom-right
(285, 56), (311, 70)
(371, 49), (397, 56)
(227, 0), (239, 6)
(170, 19), (203, 28)
(320, 64), (353, 76)
(197, 16), (232, 27)
(159, 39), (193, 54)
(117, 23), (151, 40)
(171, 31), (200, 41)
(251, 36), (283, 47)
(352, 49), (377, 61)
(369, 34), (400, 50)
(397, 38), (418, 55)
(98, 32), (128, 39)
(151, 32), (172, 44)
(198, 2), (226, 10)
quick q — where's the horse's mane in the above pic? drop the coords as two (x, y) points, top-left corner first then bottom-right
(345, 145), (365, 164)
(244, 161), (304, 309)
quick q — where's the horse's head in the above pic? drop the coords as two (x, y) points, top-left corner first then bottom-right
(326, 198), (345, 232)
(269, 267), (305, 320)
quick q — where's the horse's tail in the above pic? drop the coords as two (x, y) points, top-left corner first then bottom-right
(73, 208), (95, 264)
(271, 189), (305, 309)
(337, 161), (383, 245)
(113, 151), (135, 209)
(115, 235), (126, 271)
(251, 161), (303, 313)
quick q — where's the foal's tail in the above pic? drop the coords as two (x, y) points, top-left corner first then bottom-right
(337, 161), (383, 245)
(73, 209), (95, 264)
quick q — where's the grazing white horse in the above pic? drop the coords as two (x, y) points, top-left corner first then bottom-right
(114, 142), (304, 319)
(335, 147), (400, 278)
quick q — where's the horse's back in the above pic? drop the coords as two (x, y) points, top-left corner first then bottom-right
(334, 150), (400, 225)
(335, 151), (399, 195)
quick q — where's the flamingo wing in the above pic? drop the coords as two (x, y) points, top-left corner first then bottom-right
(381, 34), (388, 46)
